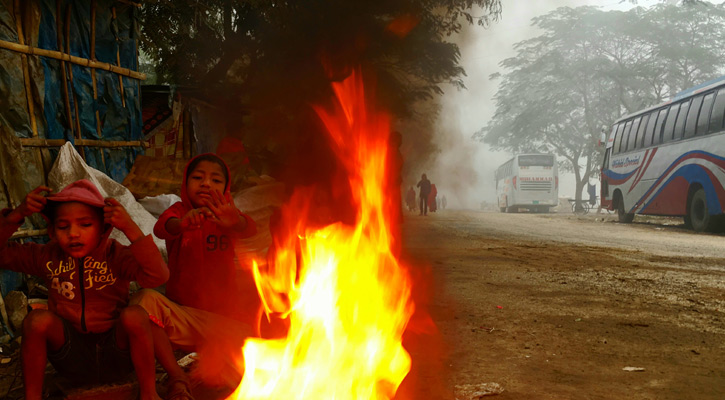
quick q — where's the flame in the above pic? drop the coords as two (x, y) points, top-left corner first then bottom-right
(229, 69), (414, 400)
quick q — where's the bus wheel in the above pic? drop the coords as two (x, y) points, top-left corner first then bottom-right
(688, 188), (712, 232)
(616, 193), (634, 223)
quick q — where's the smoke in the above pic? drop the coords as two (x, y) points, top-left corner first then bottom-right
(408, 0), (661, 209)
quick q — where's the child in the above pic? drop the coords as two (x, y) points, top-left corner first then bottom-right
(0, 179), (170, 400)
(131, 153), (258, 388)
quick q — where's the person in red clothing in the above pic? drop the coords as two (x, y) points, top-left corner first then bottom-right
(131, 153), (258, 390)
(0, 179), (169, 400)
(428, 183), (438, 212)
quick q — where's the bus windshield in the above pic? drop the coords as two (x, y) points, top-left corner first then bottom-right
(518, 154), (554, 167)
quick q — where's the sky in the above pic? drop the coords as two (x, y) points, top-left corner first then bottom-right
(430, 0), (662, 208)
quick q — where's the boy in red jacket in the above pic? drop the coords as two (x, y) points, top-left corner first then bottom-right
(132, 153), (258, 389)
(0, 179), (170, 400)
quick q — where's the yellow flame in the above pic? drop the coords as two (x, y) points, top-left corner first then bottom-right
(229, 70), (413, 400)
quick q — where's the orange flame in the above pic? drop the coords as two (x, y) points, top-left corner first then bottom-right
(229, 69), (414, 399)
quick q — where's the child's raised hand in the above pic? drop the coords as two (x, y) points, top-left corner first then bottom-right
(202, 190), (244, 230)
(180, 207), (213, 231)
(104, 198), (143, 242)
(14, 186), (52, 220)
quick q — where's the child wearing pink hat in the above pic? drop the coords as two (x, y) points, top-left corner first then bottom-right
(0, 179), (170, 400)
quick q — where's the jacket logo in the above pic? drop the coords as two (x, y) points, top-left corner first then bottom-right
(83, 258), (117, 290)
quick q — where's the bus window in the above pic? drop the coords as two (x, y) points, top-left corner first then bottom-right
(635, 114), (649, 149)
(621, 120), (633, 152)
(518, 154), (554, 166)
(627, 117), (641, 151)
(653, 108), (668, 145)
(613, 122), (625, 154)
(684, 94), (704, 139)
(697, 92), (715, 135)
(643, 110), (658, 147)
(673, 99), (690, 140)
(662, 103), (680, 142)
(709, 88), (725, 134)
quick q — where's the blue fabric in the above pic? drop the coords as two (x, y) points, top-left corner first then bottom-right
(1, 0), (143, 183)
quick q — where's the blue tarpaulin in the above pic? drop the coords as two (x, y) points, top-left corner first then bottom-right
(1, 0), (142, 181)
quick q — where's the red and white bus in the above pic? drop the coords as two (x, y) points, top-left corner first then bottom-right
(495, 154), (559, 213)
(601, 77), (725, 231)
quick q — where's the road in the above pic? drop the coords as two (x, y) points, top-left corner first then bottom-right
(400, 209), (725, 400)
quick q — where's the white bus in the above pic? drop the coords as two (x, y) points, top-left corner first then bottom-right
(601, 76), (725, 232)
(495, 154), (559, 213)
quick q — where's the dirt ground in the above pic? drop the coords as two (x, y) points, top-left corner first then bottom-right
(1, 208), (723, 399)
(400, 209), (725, 400)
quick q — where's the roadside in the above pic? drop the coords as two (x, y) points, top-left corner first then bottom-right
(402, 209), (725, 400)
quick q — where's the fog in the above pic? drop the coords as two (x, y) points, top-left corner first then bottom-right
(424, 0), (662, 209)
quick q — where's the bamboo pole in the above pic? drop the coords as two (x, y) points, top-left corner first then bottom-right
(0, 39), (146, 80)
(91, 0), (102, 137)
(112, 7), (126, 108)
(56, 0), (74, 139)
(65, 5), (85, 160)
(90, 0), (107, 170)
(14, 0), (38, 139)
(14, 0), (47, 183)
(19, 138), (147, 148)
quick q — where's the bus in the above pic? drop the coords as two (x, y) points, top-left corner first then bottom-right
(600, 76), (725, 232)
(495, 154), (559, 213)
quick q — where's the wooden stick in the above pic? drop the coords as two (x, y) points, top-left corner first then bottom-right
(14, 0), (38, 139)
(65, 4), (85, 160)
(112, 7), (126, 108)
(0, 39), (146, 80)
(91, 0), (102, 138)
(56, 0), (74, 138)
(90, 0), (106, 170)
(19, 138), (148, 148)
(15, 0), (47, 183)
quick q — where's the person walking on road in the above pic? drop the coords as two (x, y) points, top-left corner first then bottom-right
(417, 174), (432, 216)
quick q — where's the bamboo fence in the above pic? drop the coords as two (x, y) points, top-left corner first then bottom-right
(1, 0), (147, 238)
(0, 0), (148, 175)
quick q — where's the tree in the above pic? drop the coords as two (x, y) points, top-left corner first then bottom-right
(475, 3), (725, 207)
(139, 0), (502, 116)
(139, 0), (502, 182)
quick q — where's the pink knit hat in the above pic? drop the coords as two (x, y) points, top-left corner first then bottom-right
(46, 179), (106, 208)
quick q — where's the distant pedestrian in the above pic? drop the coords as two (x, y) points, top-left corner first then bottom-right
(442, 195), (447, 210)
(587, 182), (597, 206)
(429, 183), (438, 212)
(405, 186), (416, 212)
(416, 174), (431, 215)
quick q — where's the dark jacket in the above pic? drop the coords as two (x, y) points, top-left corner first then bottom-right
(417, 178), (431, 197)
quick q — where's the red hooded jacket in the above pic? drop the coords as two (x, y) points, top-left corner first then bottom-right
(154, 154), (258, 321)
(0, 179), (169, 333)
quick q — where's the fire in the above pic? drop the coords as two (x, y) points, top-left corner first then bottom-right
(229, 69), (414, 399)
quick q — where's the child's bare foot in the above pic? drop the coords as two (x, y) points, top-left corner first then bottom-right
(166, 378), (195, 400)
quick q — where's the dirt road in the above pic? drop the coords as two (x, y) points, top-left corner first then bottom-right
(401, 209), (725, 400)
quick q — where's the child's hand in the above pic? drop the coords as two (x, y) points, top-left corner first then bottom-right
(180, 208), (213, 231)
(104, 198), (143, 242)
(202, 190), (246, 231)
(12, 186), (52, 222)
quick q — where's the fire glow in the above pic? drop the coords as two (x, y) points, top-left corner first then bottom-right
(229, 70), (414, 399)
